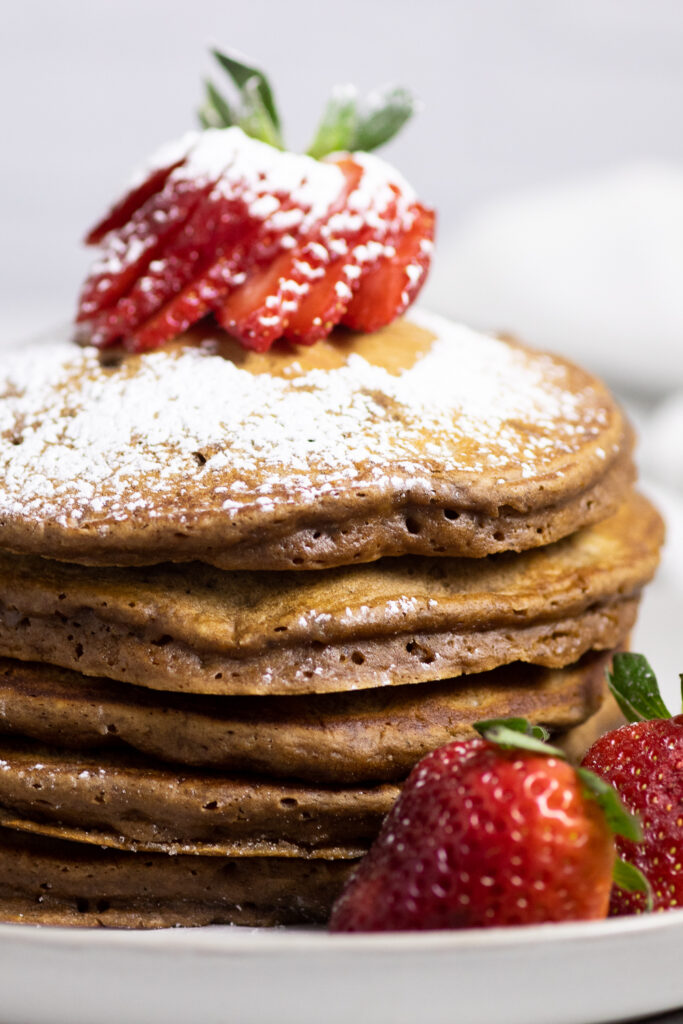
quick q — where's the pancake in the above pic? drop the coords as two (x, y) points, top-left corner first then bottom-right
(0, 493), (660, 695)
(0, 827), (353, 927)
(0, 652), (611, 784)
(0, 739), (396, 857)
(0, 312), (634, 571)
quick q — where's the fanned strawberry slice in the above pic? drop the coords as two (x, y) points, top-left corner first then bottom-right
(77, 132), (242, 326)
(128, 190), (326, 354)
(283, 206), (400, 346)
(216, 158), (362, 351)
(85, 178), (252, 348)
(84, 133), (198, 245)
(283, 154), (421, 345)
(341, 203), (435, 333)
(78, 180), (211, 325)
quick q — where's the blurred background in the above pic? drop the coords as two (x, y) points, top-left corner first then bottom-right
(1, 0), (682, 697)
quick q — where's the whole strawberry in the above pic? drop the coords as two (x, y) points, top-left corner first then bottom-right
(583, 653), (683, 915)
(329, 720), (644, 932)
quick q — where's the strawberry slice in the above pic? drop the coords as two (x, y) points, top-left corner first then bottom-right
(78, 180), (212, 326)
(85, 182), (254, 348)
(216, 158), (362, 351)
(127, 195), (294, 353)
(283, 156), (422, 345)
(132, 156), (351, 353)
(283, 202), (400, 346)
(84, 138), (198, 248)
(341, 203), (435, 333)
(77, 132), (242, 326)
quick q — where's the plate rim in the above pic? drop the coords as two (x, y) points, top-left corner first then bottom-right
(1, 906), (682, 956)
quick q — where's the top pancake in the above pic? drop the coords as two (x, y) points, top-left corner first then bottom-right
(0, 311), (632, 570)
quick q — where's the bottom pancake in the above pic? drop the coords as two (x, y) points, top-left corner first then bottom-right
(0, 827), (354, 927)
(0, 650), (612, 784)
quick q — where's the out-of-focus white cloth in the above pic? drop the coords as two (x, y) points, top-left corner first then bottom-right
(641, 395), (683, 492)
(427, 162), (683, 394)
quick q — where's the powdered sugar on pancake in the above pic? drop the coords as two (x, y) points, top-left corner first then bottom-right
(0, 311), (613, 529)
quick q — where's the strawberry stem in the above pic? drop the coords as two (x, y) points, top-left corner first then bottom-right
(608, 653), (671, 723)
(307, 84), (418, 157)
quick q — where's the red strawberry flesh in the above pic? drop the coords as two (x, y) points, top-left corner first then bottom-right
(217, 158), (363, 349)
(84, 133), (197, 245)
(88, 180), (256, 348)
(342, 203), (435, 334)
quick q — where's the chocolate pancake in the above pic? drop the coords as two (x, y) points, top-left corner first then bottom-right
(0, 493), (660, 695)
(0, 739), (396, 857)
(0, 312), (633, 570)
(0, 651), (611, 784)
(0, 827), (353, 927)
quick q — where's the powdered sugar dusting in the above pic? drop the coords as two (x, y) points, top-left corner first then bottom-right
(0, 311), (613, 529)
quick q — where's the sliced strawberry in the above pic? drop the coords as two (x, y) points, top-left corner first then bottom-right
(77, 133), (243, 326)
(216, 158), (362, 350)
(77, 179), (213, 326)
(283, 202), (399, 346)
(85, 162), (183, 248)
(86, 186), (253, 348)
(84, 134), (197, 245)
(127, 210), (285, 353)
(341, 203), (435, 333)
(77, 125), (434, 352)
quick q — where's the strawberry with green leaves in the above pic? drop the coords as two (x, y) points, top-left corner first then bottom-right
(330, 718), (648, 932)
(77, 49), (434, 353)
(582, 653), (683, 915)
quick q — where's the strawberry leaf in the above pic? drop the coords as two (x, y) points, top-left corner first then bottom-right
(307, 85), (358, 159)
(199, 79), (236, 130)
(613, 857), (653, 911)
(352, 85), (417, 152)
(238, 77), (283, 150)
(474, 718), (565, 757)
(212, 49), (282, 136)
(576, 767), (643, 842)
(608, 653), (671, 723)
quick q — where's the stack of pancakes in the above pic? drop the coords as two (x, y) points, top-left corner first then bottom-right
(0, 311), (663, 927)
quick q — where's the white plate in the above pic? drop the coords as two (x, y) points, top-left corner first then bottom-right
(0, 913), (681, 1024)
